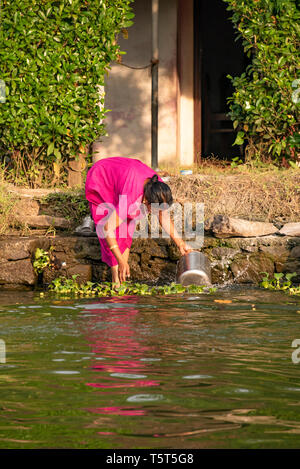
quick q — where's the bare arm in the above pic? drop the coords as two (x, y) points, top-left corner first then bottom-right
(158, 210), (192, 255)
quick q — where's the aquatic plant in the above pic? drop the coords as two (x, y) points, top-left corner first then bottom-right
(47, 276), (216, 297)
(33, 248), (51, 274)
(260, 272), (300, 295)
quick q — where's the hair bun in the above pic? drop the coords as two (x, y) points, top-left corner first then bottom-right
(151, 174), (159, 184)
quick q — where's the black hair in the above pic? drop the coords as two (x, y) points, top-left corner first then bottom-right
(143, 174), (173, 207)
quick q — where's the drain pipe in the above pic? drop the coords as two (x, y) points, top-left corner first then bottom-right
(151, 0), (159, 170)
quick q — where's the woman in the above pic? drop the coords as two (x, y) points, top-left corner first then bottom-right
(85, 157), (191, 286)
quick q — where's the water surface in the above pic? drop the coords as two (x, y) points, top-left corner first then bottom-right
(0, 287), (299, 449)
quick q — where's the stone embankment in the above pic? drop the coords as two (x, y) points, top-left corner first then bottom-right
(0, 215), (299, 289)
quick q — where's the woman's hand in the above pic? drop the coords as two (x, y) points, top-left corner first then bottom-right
(177, 240), (193, 256)
(118, 258), (130, 283)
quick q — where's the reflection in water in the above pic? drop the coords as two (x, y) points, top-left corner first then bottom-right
(77, 293), (300, 447)
(81, 297), (161, 418)
(89, 407), (146, 416)
(0, 288), (300, 448)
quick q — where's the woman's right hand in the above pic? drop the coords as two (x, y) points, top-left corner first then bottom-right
(177, 239), (193, 256)
(118, 259), (130, 283)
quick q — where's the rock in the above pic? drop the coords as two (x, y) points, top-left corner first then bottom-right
(141, 252), (151, 265)
(282, 258), (300, 283)
(128, 253), (143, 280)
(230, 252), (274, 284)
(167, 243), (181, 261)
(0, 239), (30, 261)
(290, 246), (300, 259)
(259, 245), (290, 273)
(18, 215), (71, 229)
(226, 237), (258, 251)
(279, 223), (300, 237)
(210, 215), (278, 238)
(67, 264), (92, 283)
(259, 245), (290, 259)
(5, 183), (63, 198)
(131, 239), (168, 258)
(204, 217), (214, 232)
(42, 261), (67, 284)
(6, 250), (29, 261)
(148, 258), (176, 282)
(92, 263), (111, 282)
(13, 199), (40, 218)
(0, 237), (50, 262)
(211, 264), (233, 285)
(73, 238), (102, 261)
(44, 262), (92, 285)
(210, 247), (240, 260)
(0, 259), (37, 286)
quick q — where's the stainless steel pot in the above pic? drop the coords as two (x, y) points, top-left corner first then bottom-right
(75, 215), (96, 237)
(176, 251), (212, 286)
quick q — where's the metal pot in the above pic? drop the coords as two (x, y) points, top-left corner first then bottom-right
(75, 215), (96, 237)
(176, 251), (212, 287)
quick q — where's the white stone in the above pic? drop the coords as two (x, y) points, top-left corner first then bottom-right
(278, 223), (300, 237)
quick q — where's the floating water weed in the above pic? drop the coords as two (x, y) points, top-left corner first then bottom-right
(47, 276), (215, 297)
(33, 248), (51, 274)
(260, 272), (300, 296)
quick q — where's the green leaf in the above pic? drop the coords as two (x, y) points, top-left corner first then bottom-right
(47, 142), (54, 156)
(54, 148), (62, 160)
(274, 273), (284, 280)
(233, 131), (245, 146)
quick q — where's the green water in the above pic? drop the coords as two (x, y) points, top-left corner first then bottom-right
(0, 287), (300, 449)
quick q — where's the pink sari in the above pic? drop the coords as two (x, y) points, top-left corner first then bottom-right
(85, 157), (162, 266)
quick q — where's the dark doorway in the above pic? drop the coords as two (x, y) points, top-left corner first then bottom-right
(194, 0), (248, 161)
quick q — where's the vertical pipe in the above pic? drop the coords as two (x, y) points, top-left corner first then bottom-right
(151, 0), (159, 169)
(194, 0), (202, 165)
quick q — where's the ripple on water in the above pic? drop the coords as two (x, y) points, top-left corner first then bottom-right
(80, 303), (139, 310)
(127, 394), (164, 403)
(233, 388), (253, 393)
(183, 374), (213, 379)
(140, 358), (161, 362)
(110, 373), (147, 379)
(1, 287), (300, 449)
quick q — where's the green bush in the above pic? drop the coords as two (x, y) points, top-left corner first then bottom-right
(0, 0), (134, 185)
(224, 0), (300, 164)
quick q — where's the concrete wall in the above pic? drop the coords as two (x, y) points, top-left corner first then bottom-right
(177, 0), (194, 167)
(92, 0), (179, 167)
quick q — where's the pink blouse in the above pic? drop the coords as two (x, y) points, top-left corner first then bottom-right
(85, 157), (163, 266)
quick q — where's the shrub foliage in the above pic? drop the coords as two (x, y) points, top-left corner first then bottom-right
(224, 0), (300, 164)
(0, 0), (134, 185)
